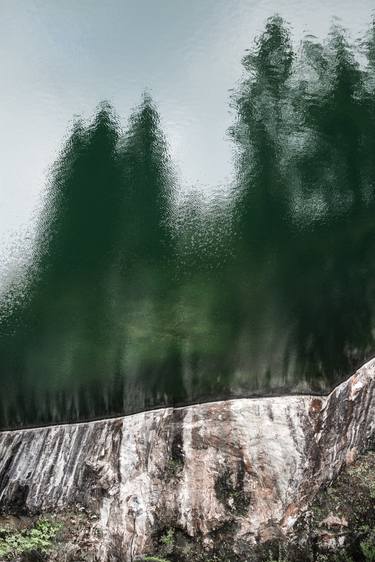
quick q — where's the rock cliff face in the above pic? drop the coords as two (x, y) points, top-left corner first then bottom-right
(0, 359), (374, 561)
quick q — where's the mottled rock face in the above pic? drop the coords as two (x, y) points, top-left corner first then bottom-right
(0, 360), (374, 561)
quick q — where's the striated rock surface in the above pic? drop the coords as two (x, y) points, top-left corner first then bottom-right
(0, 359), (374, 561)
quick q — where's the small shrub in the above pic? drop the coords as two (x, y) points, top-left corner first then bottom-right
(361, 535), (375, 562)
(160, 528), (174, 547)
(0, 519), (61, 559)
(143, 557), (171, 562)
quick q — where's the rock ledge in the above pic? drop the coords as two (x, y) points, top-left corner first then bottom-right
(0, 359), (374, 561)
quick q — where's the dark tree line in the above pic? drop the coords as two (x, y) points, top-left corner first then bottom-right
(228, 15), (375, 387)
(1, 15), (375, 427)
(0, 96), (177, 426)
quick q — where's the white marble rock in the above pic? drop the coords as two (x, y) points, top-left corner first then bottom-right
(0, 359), (374, 561)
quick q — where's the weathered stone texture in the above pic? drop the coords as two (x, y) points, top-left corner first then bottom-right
(0, 359), (373, 561)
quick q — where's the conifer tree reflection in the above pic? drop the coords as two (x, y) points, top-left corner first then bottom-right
(229, 16), (296, 388)
(289, 25), (375, 383)
(1, 17), (375, 428)
(117, 94), (183, 408)
(0, 104), (124, 425)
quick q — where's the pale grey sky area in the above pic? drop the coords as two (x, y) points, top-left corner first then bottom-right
(0, 0), (374, 266)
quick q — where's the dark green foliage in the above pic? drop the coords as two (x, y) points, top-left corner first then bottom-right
(231, 15), (293, 252)
(230, 16), (375, 387)
(286, 25), (375, 382)
(119, 93), (175, 271)
(0, 519), (61, 559)
(0, 96), (180, 427)
(227, 15), (296, 387)
(0, 103), (126, 425)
